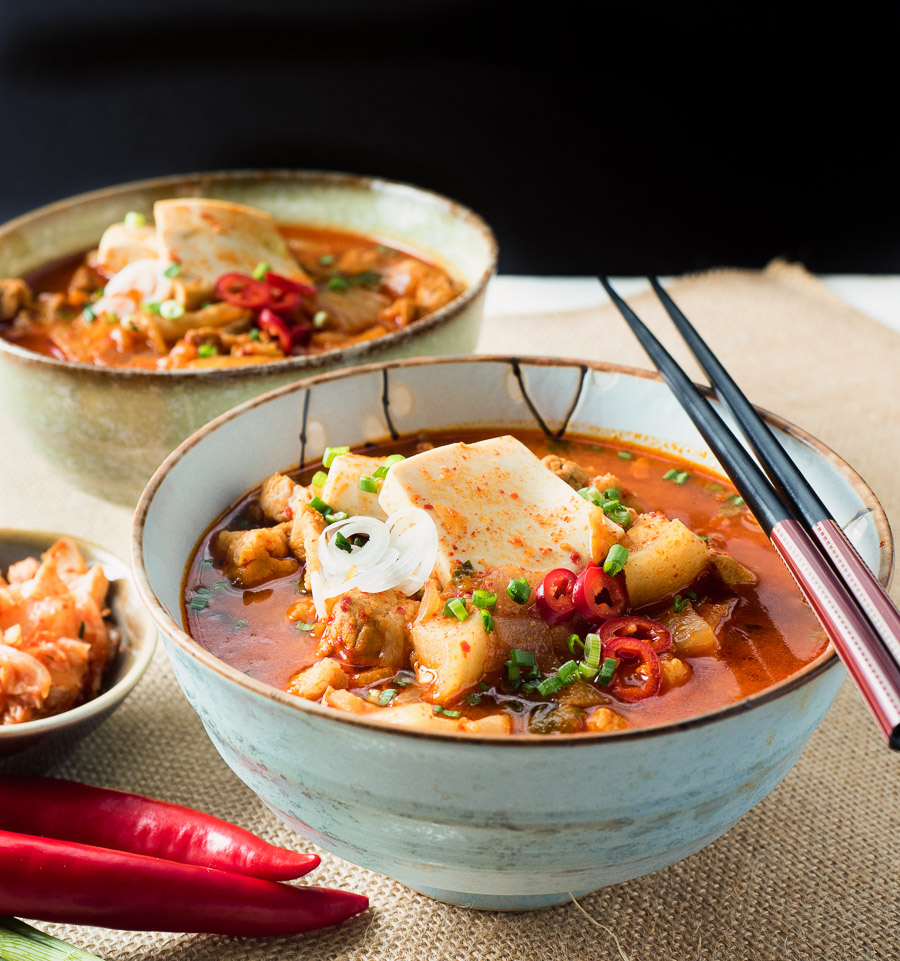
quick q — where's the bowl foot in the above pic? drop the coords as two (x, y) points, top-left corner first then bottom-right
(406, 884), (597, 912)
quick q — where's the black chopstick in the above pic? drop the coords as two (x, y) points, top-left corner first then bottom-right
(599, 276), (900, 748)
(648, 276), (900, 672)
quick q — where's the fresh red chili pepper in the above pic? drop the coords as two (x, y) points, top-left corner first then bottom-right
(0, 830), (367, 936)
(535, 568), (577, 625)
(257, 308), (311, 353)
(572, 563), (629, 623)
(214, 272), (270, 309)
(0, 776), (318, 881)
(599, 616), (672, 654)
(266, 270), (316, 303)
(602, 636), (661, 702)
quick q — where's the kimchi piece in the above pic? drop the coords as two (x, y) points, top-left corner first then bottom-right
(0, 539), (118, 725)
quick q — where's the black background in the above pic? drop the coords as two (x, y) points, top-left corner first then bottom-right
(1, 2), (897, 275)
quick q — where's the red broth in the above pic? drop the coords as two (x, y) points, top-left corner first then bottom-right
(183, 431), (829, 734)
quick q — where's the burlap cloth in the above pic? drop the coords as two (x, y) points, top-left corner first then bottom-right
(1, 262), (898, 960)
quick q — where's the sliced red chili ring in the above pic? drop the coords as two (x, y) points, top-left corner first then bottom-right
(214, 273), (270, 310)
(602, 636), (661, 702)
(264, 274), (302, 312)
(535, 568), (577, 625)
(265, 271), (316, 300)
(599, 616), (672, 654)
(257, 308), (293, 352)
(572, 563), (628, 623)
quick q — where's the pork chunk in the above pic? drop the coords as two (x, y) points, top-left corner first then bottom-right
(259, 473), (300, 524)
(0, 278), (33, 321)
(215, 523), (299, 588)
(320, 588), (415, 670)
(289, 496), (326, 588)
(541, 454), (589, 491)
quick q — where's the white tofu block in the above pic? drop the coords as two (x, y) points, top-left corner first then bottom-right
(320, 454), (389, 520)
(378, 435), (618, 586)
(153, 198), (309, 308)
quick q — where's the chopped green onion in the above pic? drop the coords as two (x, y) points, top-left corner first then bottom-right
(709, 482), (725, 491)
(311, 470), (328, 487)
(328, 276), (349, 292)
(466, 692), (483, 706)
(163, 261), (181, 278)
(234, 618), (248, 630)
(197, 343), (217, 358)
(248, 328), (261, 341)
(506, 576), (531, 605)
(319, 254), (336, 266)
(675, 471), (690, 485)
(378, 688), (398, 705)
(324, 511), (349, 524)
(105, 312), (119, 325)
(359, 475), (378, 494)
(372, 465), (389, 479)
(392, 670), (415, 687)
(313, 310), (329, 328)
(480, 609), (495, 633)
(686, 590), (697, 600)
(334, 531), (353, 553)
(604, 489), (620, 501)
(124, 210), (146, 228)
(323, 446), (350, 467)
(663, 468), (679, 481)
(83, 305), (96, 322)
(578, 663), (599, 680)
(443, 598), (469, 621)
(472, 590), (497, 609)
(385, 454), (406, 467)
(597, 656), (618, 686)
(512, 649), (537, 669)
(188, 595), (208, 611)
(673, 594), (690, 613)
(617, 451), (634, 460)
(605, 504), (632, 528)
(537, 675), (565, 697)
(252, 261), (272, 280)
(557, 660), (581, 684)
(568, 633), (585, 655)
(309, 495), (331, 515)
(295, 621), (317, 631)
(603, 544), (629, 577)
(213, 580), (228, 590)
(0, 916), (106, 960)
(577, 486), (603, 507)
(194, 586), (213, 596)
(159, 299), (184, 320)
(583, 632), (602, 669)
(433, 705), (461, 718)
(727, 494), (745, 506)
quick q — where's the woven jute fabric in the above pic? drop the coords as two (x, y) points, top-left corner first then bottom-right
(1, 262), (898, 960)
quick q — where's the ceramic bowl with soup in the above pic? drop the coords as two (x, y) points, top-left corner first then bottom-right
(132, 356), (891, 909)
(0, 171), (496, 504)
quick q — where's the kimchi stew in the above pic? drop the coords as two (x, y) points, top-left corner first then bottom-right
(183, 432), (830, 736)
(0, 198), (463, 369)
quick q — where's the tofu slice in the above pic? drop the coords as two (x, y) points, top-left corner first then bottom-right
(152, 199), (309, 308)
(319, 454), (389, 520)
(378, 435), (619, 586)
(96, 222), (159, 275)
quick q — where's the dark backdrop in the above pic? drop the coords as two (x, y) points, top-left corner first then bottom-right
(1, 2), (897, 275)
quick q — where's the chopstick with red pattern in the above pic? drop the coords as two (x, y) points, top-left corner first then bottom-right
(600, 276), (900, 748)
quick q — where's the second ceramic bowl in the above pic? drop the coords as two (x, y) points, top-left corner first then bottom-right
(0, 170), (497, 504)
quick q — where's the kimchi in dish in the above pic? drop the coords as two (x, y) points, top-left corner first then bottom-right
(1, 539), (119, 725)
(0, 198), (463, 369)
(184, 433), (829, 735)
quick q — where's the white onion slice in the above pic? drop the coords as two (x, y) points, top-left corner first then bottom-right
(104, 258), (174, 304)
(314, 507), (438, 616)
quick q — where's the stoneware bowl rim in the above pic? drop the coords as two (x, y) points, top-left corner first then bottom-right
(0, 527), (157, 741)
(0, 168), (498, 382)
(132, 354), (893, 746)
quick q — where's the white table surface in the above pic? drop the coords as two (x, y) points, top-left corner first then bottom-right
(486, 275), (900, 334)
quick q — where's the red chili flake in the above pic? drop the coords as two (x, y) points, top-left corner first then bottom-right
(460, 641), (471, 653)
